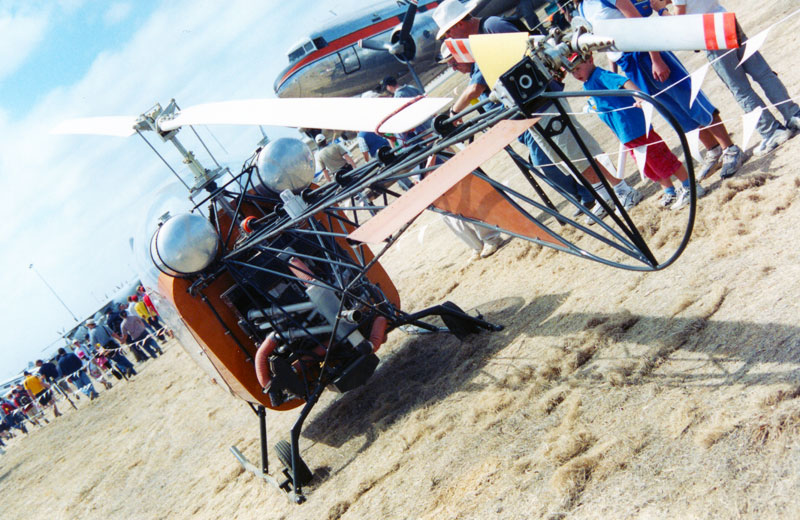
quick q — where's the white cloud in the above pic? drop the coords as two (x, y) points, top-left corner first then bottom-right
(0, 11), (50, 81)
(103, 2), (132, 26)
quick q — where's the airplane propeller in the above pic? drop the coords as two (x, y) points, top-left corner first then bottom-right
(358, 0), (425, 92)
(394, 0), (418, 63)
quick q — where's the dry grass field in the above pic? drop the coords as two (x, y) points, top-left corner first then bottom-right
(2, 1), (799, 518)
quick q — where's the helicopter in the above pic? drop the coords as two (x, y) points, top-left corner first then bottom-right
(52, 10), (739, 503)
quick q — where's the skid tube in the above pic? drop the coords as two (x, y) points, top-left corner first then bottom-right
(229, 298), (502, 504)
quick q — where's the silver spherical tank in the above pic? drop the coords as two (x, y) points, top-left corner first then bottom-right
(150, 213), (219, 277)
(254, 137), (315, 194)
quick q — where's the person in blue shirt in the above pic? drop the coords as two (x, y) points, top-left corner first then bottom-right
(577, 0), (743, 180)
(571, 53), (706, 210)
(56, 347), (99, 399)
(435, 11), (643, 223)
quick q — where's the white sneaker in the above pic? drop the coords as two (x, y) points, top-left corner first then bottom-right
(671, 183), (706, 211)
(719, 145), (744, 179)
(672, 186), (690, 210)
(616, 188), (643, 210)
(584, 201), (608, 226)
(787, 115), (800, 132)
(754, 127), (791, 156)
(697, 145), (722, 180)
(660, 190), (677, 208)
(480, 242), (500, 258)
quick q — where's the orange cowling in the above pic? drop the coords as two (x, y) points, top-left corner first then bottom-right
(254, 333), (279, 388)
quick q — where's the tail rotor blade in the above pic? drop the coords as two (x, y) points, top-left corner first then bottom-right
(590, 12), (739, 52)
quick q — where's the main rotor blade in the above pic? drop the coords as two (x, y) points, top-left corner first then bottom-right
(157, 97), (451, 134)
(51, 116), (138, 137)
(468, 32), (530, 90)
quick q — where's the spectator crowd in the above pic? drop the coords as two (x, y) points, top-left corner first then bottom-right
(0, 286), (171, 447)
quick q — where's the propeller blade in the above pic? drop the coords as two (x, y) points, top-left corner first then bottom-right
(589, 12), (739, 52)
(50, 116), (138, 137)
(358, 38), (392, 52)
(157, 97), (452, 134)
(399, 1), (418, 39)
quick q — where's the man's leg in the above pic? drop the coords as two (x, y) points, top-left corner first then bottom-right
(128, 344), (147, 362)
(144, 336), (162, 356)
(138, 339), (157, 358)
(75, 372), (98, 399)
(734, 27), (800, 124)
(707, 47), (780, 139)
(114, 354), (137, 376)
(442, 215), (483, 254)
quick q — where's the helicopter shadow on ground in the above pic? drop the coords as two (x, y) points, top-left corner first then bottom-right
(523, 306), (800, 389)
(303, 288), (800, 465)
(303, 292), (567, 451)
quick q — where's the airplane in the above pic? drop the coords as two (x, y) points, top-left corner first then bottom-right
(273, 0), (548, 98)
(52, 11), (739, 504)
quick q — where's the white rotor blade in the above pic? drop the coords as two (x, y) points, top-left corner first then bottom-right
(51, 116), (138, 137)
(592, 12), (738, 52)
(157, 97), (452, 134)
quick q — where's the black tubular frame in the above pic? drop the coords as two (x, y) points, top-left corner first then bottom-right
(159, 84), (697, 503)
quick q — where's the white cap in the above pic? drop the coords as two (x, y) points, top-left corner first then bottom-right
(433, 0), (479, 40)
(314, 133), (326, 144)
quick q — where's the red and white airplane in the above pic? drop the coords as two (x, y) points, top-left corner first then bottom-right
(273, 0), (535, 98)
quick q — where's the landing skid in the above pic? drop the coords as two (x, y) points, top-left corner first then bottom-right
(230, 445), (306, 504)
(230, 404), (309, 504)
(231, 301), (501, 503)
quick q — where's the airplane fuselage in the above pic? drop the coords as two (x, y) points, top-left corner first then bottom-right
(274, 0), (529, 98)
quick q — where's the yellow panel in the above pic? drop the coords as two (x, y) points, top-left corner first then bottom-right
(469, 32), (530, 88)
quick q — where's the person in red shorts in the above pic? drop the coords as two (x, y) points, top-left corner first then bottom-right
(571, 53), (707, 210)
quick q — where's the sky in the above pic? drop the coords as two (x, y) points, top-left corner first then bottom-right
(0, 0), (370, 380)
